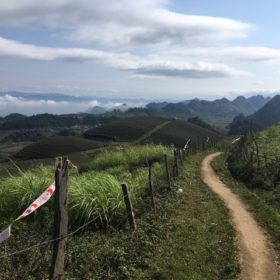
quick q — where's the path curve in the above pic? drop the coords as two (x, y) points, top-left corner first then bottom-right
(201, 152), (279, 280)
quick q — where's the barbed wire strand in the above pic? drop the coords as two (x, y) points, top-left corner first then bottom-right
(0, 217), (98, 259)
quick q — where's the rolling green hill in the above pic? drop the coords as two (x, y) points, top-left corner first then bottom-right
(84, 116), (171, 141)
(143, 119), (222, 147)
(85, 116), (221, 148)
(16, 136), (103, 159)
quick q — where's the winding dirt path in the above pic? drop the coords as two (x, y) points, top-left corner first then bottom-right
(201, 152), (279, 280)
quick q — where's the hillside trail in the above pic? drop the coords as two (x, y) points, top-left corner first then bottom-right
(201, 152), (280, 280)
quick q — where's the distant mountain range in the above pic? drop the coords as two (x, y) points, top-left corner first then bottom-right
(0, 91), (273, 130)
(228, 95), (280, 135)
(122, 95), (271, 128)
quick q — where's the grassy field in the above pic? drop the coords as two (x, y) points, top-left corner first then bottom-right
(84, 116), (170, 142)
(0, 150), (239, 280)
(137, 152), (239, 280)
(145, 119), (222, 147)
(16, 136), (104, 159)
(212, 153), (280, 254)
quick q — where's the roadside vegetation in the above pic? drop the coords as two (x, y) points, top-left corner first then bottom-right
(212, 126), (280, 254)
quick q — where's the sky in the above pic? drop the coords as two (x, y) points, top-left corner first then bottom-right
(1, 0), (280, 105)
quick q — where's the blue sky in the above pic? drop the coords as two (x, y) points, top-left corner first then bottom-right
(0, 0), (280, 107)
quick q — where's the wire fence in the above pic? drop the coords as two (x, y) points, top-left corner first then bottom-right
(0, 137), (218, 277)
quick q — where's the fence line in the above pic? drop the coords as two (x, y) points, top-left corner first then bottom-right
(0, 136), (217, 277)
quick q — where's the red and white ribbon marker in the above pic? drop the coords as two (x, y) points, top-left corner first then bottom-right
(16, 182), (55, 220)
(183, 138), (191, 150)
(232, 137), (241, 144)
(0, 182), (56, 244)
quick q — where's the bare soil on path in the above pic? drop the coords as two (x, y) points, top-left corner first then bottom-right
(201, 152), (280, 280)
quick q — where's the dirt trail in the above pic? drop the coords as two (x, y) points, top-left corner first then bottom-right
(201, 152), (279, 280)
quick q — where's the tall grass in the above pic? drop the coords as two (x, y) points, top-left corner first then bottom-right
(88, 145), (172, 170)
(0, 145), (171, 227)
(0, 166), (53, 224)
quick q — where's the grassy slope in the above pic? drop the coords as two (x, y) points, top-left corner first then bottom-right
(16, 136), (103, 159)
(0, 151), (239, 280)
(145, 119), (221, 147)
(212, 153), (280, 254)
(137, 152), (239, 280)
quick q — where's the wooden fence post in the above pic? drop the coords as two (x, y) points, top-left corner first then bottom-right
(50, 157), (69, 280)
(192, 143), (196, 154)
(182, 149), (186, 161)
(148, 162), (155, 208)
(121, 183), (137, 231)
(178, 149), (183, 165)
(164, 154), (171, 190)
(201, 138), (204, 150)
(174, 149), (179, 177)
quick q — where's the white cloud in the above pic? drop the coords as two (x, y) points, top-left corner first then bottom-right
(0, 94), (146, 116)
(166, 46), (280, 62)
(1, 0), (279, 100)
(0, 36), (245, 79)
(231, 89), (280, 97)
(0, 0), (251, 49)
(125, 60), (246, 78)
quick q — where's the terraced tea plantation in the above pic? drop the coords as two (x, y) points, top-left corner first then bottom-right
(84, 116), (171, 141)
(16, 136), (104, 159)
(84, 116), (222, 147)
(143, 119), (222, 146)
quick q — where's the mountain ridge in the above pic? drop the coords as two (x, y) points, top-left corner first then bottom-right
(228, 95), (280, 134)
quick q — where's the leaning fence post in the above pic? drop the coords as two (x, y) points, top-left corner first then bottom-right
(164, 154), (171, 189)
(121, 183), (137, 231)
(50, 157), (69, 280)
(148, 162), (155, 208)
(178, 149), (183, 165)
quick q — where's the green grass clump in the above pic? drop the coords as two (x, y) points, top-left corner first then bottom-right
(88, 145), (172, 170)
(0, 166), (150, 226)
(69, 172), (124, 224)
